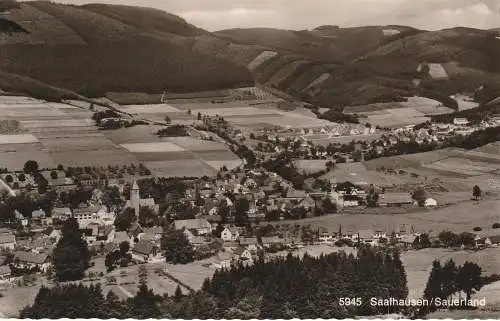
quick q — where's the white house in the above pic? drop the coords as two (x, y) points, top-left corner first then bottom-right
(221, 226), (240, 242)
(233, 247), (252, 261)
(453, 117), (469, 126)
(213, 251), (232, 269)
(174, 218), (212, 235)
(425, 198), (438, 207)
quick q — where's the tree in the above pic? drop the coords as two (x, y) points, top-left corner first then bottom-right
(218, 199), (230, 223)
(0, 203), (15, 223)
(164, 116), (172, 124)
(412, 188), (427, 207)
(234, 197), (250, 227)
(119, 241), (130, 256)
(50, 170), (58, 180)
(472, 185), (482, 201)
(114, 207), (137, 232)
(439, 231), (458, 248)
(161, 229), (195, 264)
(139, 206), (158, 228)
(57, 164), (64, 171)
(23, 160), (39, 174)
(365, 187), (379, 208)
(102, 186), (122, 210)
(18, 173), (26, 182)
(457, 232), (475, 248)
(423, 260), (443, 313)
(174, 285), (183, 302)
(105, 251), (118, 272)
(456, 262), (483, 303)
(127, 284), (161, 318)
(441, 259), (458, 300)
(52, 218), (91, 281)
(5, 175), (13, 183)
(414, 233), (431, 249)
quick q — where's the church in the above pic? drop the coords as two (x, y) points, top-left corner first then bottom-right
(124, 181), (159, 216)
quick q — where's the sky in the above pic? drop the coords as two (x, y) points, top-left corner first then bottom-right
(50, 0), (500, 31)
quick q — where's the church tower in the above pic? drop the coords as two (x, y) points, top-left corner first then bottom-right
(131, 180), (140, 216)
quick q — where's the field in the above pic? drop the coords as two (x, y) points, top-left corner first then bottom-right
(294, 160), (328, 174)
(247, 50), (278, 71)
(427, 63), (449, 79)
(0, 95), (242, 175)
(344, 96), (456, 128)
(170, 100), (331, 130)
(273, 196), (500, 240)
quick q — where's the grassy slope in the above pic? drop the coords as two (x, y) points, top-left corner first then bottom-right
(0, 2), (253, 99)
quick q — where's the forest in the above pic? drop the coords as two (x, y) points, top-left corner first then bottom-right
(21, 246), (408, 319)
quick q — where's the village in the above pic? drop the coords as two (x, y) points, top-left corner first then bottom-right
(0, 150), (499, 293)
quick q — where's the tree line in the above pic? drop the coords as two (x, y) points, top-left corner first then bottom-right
(21, 246), (408, 319)
(420, 259), (483, 316)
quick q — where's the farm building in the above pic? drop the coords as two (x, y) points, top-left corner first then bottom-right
(174, 218), (212, 235)
(378, 193), (413, 207)
(132, 240), (159, 262)
(12, 251), (51, 273)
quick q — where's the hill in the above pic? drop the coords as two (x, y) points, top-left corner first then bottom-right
(2, 2), (500, 112)
(0, 2), (253, 100)
(209, 25), (500, 110)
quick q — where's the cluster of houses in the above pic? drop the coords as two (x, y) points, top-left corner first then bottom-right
(327, 181), (438, 209)
(258, 123), (377, 139)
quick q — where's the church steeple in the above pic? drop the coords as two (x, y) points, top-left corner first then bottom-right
(131, 180), (140, 216)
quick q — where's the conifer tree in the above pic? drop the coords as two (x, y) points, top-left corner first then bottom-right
(423, 260), (443, 312)
(52, 218), (90, 281)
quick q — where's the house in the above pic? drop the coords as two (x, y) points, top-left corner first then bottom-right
(221, 226), (240, 242)
(12, 251), (51, 273)
(0, 231), (16, 250)
(203, 215), (222, 229)
(174, 218), (212, 235)
(96, 225), (115, 244)
(233, 247), (252, 261)
(127, 223), (143, 239)
(213, 251), (232, 269)
(52, 207), (72, 221)
(285, 189), (308, 200)
(261, 236), (284, 247)
(74, 205), (115, 227)
(378, 193), (413, 207)
(485, 235), (500, 247)
(31, 209), (46, 220)
(453, 117), (469, 126)
(399, 235), (417, 248)
(132, 240), (158, 262)
(239, 237), (259, 251)
(0, 265), (11, 280)
(142, 226), (164, 240)
(425, 198), (438, 207)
